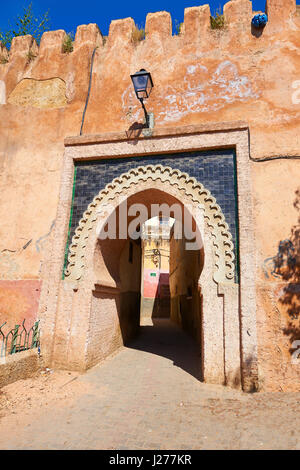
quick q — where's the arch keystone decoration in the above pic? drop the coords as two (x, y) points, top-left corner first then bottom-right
(64, 165), (236, 283)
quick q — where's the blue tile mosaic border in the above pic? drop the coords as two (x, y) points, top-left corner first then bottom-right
(65, 149), (240, 282)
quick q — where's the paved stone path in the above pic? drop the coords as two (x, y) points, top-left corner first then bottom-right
(0, 319), (300, 450)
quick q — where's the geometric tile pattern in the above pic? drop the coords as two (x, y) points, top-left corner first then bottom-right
(67, 149), (239, 281)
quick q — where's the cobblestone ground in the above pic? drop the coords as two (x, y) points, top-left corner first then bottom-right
(0, 319), (300, 450)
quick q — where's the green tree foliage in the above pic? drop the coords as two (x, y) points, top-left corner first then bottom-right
(62, 32), (75, 54)
(0, 2), (51, 49)
(210, 6), (226, 30)
(131, 24), (145, 44)
(174, 19), (183, 36)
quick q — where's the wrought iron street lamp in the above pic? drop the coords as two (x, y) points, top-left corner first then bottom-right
(130, 69), (154, 128)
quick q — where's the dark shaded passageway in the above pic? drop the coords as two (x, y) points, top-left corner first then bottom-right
(127, 318), (202, 381)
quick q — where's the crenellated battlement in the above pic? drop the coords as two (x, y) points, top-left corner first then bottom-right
(0, 0), (297, 66)
(0, 0), (299, 157)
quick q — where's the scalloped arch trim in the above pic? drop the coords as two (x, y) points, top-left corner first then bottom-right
(64, 164), (236, 283)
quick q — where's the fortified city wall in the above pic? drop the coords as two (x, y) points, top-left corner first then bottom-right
(0, 0), (299, 391)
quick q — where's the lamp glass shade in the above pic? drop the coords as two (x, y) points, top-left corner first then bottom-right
(131, 69), (153, 100)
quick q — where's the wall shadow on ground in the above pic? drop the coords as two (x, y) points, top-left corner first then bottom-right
(127, 319), (202, 382)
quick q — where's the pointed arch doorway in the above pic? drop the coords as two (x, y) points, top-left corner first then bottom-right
(38, 124), (258, 392)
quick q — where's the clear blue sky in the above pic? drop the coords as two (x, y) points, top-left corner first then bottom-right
(0, 0), (299, 36)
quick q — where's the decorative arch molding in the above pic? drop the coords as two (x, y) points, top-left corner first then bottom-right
(37, 124), (258, 392)
(64, 164), (236, 283)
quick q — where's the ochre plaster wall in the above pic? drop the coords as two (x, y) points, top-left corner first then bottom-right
(253, 160), (300, 391)
(169, 231), (202, 344)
